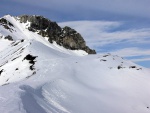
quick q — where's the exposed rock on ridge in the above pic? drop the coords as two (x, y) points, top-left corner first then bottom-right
(18, 15), (96, 54)
(0, 18), (14, 32)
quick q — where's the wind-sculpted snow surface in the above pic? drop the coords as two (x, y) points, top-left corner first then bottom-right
(0, 15), (150, 113)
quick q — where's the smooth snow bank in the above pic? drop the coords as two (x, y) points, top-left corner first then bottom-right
(0, 39), (11, 52)
(0, 46), (150, 113)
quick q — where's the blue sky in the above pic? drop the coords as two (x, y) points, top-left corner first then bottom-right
(0, 0), (150, 68)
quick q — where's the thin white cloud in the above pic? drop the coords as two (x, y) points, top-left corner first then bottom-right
(131, 57), (150, 62)
(109, 47), (150, 57)
(59, 21), (150, 48)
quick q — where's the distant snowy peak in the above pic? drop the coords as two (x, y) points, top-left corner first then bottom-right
(0, 15), (96, 54)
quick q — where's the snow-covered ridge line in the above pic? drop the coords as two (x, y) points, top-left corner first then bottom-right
(0, 15), (89, 56)
(0, 15), (96, 54)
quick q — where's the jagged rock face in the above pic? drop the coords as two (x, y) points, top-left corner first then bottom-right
(0, 18), (14, 32)
(0, 18), (14, 27)
(19, 15), (61, 39)
(61, 26), (86, 49)
(18, 15), (96, 54)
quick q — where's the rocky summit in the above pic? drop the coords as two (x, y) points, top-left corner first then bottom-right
(18, 15), (96, 54)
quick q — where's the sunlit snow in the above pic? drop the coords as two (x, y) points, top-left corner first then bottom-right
(0, 15), (150, 113)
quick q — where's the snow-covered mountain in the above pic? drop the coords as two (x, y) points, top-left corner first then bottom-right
(0, 15), (150, 113)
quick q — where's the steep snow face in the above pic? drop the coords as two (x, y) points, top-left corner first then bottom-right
(0, 39), (11, 52)
(0, 15), (150, 113)
(0, 38), (87, 86)
(0, 15), (88, 56)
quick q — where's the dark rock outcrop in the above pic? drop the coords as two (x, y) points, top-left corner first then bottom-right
(0, 18), (14, 32)
(4, 35), (13, 41)
(0, 18), (14, 27)
(18, 15), (96, 54)
(0, 69), (4, 75)
(23, 54), (37, 70)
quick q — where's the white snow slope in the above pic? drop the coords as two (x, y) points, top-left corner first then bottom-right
(0, 15), (150, 113)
